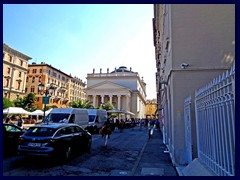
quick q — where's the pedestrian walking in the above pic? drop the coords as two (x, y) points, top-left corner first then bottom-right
(148, 119), (155, 139)
(17, 115), (24, 128)
(5, 116), (11, 123)
(99, 119), (112, 147)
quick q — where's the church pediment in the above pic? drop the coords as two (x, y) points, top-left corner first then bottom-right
(87, 81), (130, 91)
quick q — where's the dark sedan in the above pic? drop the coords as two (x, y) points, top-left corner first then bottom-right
(18, 123), (92, 161)
(3, 123), (26, 156)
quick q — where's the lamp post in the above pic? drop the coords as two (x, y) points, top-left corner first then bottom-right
(38, 83), (54, 120)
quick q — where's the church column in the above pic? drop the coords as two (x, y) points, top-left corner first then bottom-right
(126, 94), (130, 111)
(101, 95), (104, 104)
(117, 95), (121, 110)
(109, 95), (113, 105)
(93, 95), (96, 107)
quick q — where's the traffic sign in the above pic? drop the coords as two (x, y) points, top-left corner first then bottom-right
(42, 96), (50, 104)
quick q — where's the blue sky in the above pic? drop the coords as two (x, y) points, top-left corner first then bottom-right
(3, 4), (156, 99)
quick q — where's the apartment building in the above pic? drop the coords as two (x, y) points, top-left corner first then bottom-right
(3, 43), (32, 101)
(86, 66), (147, 119)
(26, 62), (86, 109)
(69, 76), (86, 102)
(153, 4), (235, 166)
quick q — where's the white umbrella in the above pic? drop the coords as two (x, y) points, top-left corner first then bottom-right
(107, 109), (124, 114)
(3, 107), (31, 115)
(123, 110), (135, 116)
(31, 110), (44, 116)
(107, 109), (125, 120)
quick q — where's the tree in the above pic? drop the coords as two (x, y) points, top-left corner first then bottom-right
(13, 92), (37, 112)
(99, 101), (114, 111)
(68, 100), (94, 109)
(3, 97), (14, 109)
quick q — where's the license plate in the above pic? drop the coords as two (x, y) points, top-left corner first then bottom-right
(28, 142), (41, 147)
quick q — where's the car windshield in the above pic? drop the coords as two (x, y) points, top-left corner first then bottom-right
(25, 127), (57, 137)
(88, 115), (96, 122)
(44, 113), (70, 123)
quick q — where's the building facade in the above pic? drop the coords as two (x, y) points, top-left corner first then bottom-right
(3, 43), (32, 101)
(86, 66), (147, 118)
(145, 99), (157, 119)
(153, 4), (235, 165)
(69, 76), (86, 102)
(26, 62), (86, 109)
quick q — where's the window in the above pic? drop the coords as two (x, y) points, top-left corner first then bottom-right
(20, 60), (23, 66)
(30, 86), (35, 93)
(6, 79), (10, 87)
(32, 77), (35, 83)
(19, 72), (22, 78)
(26, 77), (28, 82)
(40, 69), (42, 73)
(7, 67), (11, 74)
(9, 56), (12, 62)
(32, 69), (37, 73)
(25, 88), (27, 93)
(17, 81), (21, 90)
(69, 114), (75, 123)
(39, 76), (42, 82)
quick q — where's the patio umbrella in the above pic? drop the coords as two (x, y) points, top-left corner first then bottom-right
(31, 110), (44, 116)
(30, 109), (44, 122)
(3, 107), (31, 115)
(107, 109), (125, 120)
(123, 110), (135, 116)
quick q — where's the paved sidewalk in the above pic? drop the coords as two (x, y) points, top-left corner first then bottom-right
(132, 128), (178, 176)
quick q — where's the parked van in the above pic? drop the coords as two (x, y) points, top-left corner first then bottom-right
(44, 108), (89, 129)
(85, 109), (107, 133)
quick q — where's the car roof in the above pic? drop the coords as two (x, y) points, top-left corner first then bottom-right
(31, 123), (78, 129)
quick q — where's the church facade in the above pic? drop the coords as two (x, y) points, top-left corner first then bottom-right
(86, 66), (147, 119)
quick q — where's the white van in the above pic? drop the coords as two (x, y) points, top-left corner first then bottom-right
(86, 109), (107, 133)
(44, 108), (89, 129)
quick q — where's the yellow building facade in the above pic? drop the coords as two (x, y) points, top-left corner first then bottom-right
(3, 43), (32, 101)
(145, 99), (157, 118)
(26, 62), (86, 109)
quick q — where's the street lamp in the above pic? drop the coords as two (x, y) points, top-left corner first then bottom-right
(38, 83), (55, 120)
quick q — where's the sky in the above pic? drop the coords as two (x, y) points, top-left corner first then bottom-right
(3, 4), (157, 99)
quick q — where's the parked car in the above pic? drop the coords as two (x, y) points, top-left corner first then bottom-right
(18, 123), (92, 161)
(3, 123), (26, 156)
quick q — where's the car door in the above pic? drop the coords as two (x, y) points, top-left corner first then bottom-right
(3, 124), (25, 153)
(73, 126), (88, 150)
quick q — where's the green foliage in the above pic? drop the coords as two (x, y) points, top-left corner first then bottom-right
(68, 100), (94, 109)
(13, 92), (38, 112)
(3, 97), (14, 109)
(99, 101), (114, 111)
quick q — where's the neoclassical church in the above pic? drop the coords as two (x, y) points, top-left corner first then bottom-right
(86, 66), (147, 118)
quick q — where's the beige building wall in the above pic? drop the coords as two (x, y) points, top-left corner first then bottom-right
(3, 43), (32, 101)
(153, 4), (235, 165)
(69, 77), (86, 102)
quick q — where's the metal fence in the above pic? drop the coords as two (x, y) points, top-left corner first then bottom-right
(184, 96), (192, 164)
(195, 63), (235, 176)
